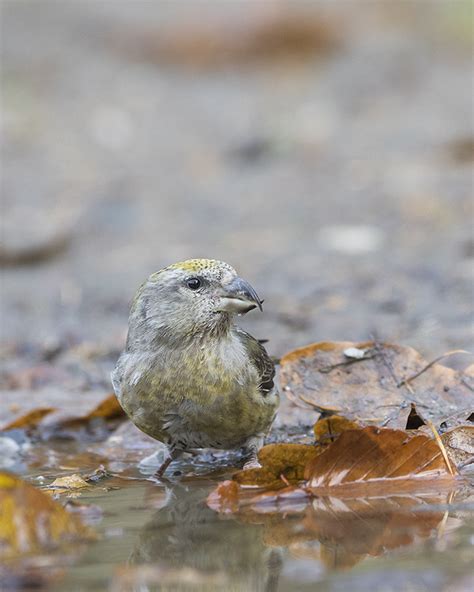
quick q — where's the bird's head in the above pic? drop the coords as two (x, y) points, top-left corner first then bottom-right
(128, 259), (263, 343)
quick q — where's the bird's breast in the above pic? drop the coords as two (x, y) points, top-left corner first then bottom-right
(117, 338), (277, 447)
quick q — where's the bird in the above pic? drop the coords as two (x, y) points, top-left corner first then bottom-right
(111, 259), (279, 477)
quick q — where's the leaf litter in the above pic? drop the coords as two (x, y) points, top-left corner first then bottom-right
(2, 339), (473, 585)
(279, 341), (474, 428)
(0, 393), (126, 441)
(208, 340), (473, 563)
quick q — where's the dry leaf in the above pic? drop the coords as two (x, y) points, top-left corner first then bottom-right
(233, 443), (321, 488)
(46, 465), (109, 495)
(280, 341), (474, 428)
(85, 394), (125, 420)
(441, 426), (474, 468)
(1, 407), (56, 431)
(57, 393), (125, 429)
(313, 415), (359, 443)
(0, 472), (94, 558)
(1, 395), (125, 440)
(122, 11), (338, 70)
(49, 474), (90, 491)
(305, 426), (457, 496)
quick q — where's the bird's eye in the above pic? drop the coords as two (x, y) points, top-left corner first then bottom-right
(186, 277), (201, 290)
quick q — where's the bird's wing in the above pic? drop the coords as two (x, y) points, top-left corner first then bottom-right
(236, 329), (275, 395)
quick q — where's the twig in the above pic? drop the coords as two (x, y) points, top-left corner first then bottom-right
(318, 353), (377, 374)
(370, 336), (416, 402)
(370, 337), (406, 386)
(397, 350), (472, 387)
(285, 388), (318, 410)
(426, 420), (456, 476)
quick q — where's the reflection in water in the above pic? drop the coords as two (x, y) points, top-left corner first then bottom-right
(117, 482), (462, 591)
(286, 495), (449, 570)
(126, 483), (283, 591)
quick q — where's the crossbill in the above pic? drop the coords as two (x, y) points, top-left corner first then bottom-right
(112, 259), (279, 477)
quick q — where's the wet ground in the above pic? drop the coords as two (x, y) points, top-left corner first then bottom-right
(1, 1), (473, 590)
(63, 478), (474, 592)
(5, 433), (474, 592)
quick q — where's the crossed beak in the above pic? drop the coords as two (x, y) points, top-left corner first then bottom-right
(216, 277), (263, 314)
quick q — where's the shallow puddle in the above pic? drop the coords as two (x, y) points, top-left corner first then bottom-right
(6, 440), (472, 592)
(62, 477), (474, 591)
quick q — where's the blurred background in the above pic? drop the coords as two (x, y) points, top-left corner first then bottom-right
(1, 0), (473, 369)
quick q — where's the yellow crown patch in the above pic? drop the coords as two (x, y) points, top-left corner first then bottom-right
(165, 259), (233, 274)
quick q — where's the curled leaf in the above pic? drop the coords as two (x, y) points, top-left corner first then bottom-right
(1, 407), (56, 431)
(0, 472), (94, 558)
(57, 393), (125, 429)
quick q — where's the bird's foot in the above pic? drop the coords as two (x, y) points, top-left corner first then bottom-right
(154, 456), (173, 479)
(241, 436), (264, 470)
(242, 457), (262, 470)
(153, 448), (184, 479)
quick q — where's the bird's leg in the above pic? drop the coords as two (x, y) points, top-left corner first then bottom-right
(154, 447), (183, 479)
(241, 436), (263, 470)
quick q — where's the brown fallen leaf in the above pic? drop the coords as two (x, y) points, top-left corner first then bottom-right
(120, 10), (339, 70)
(0, 472), (94, 558)
(86, 394), (125, 420)
(313, 415), (359, 444)
(280, 341), (474, 428)
(1, 407), (56, 431)
(441, 426), (474, 468)
(305, 426), (457, 497)
(57, 393), (125, 429)
(1, 394), (125, 440)
(32, 394), (127, 442)
(233, 443), (321, 488)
